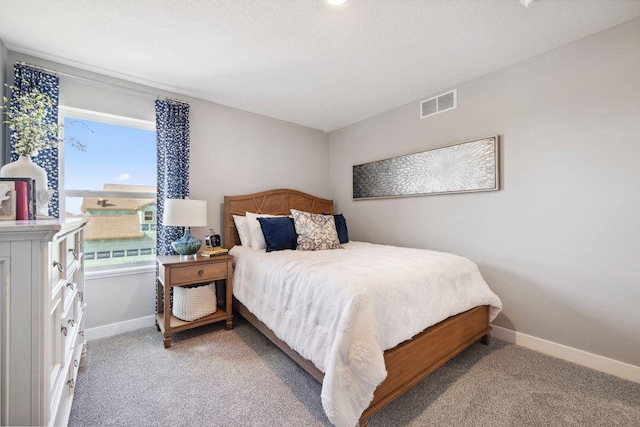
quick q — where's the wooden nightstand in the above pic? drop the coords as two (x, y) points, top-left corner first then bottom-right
(156, 254), (233, 348)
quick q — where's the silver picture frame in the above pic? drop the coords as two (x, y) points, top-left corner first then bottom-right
(353, 135), (499, 199)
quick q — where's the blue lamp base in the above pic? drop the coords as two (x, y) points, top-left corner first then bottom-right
(171, 228), (202, 256)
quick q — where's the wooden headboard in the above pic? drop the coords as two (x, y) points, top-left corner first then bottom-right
(223, 189), (333, 249)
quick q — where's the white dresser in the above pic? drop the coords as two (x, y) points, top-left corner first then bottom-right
(0, 219), (87, 427)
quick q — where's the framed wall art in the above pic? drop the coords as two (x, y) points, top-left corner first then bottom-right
(353, 135), (499, 199)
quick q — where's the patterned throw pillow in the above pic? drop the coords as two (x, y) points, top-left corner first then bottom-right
(291, 209), (342, 251)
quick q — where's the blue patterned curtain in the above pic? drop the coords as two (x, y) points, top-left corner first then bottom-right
(11, 64), (60, 218)
(155, 99), (190, 256)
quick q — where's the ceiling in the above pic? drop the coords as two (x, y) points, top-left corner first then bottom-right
(1, 1), (639, 132)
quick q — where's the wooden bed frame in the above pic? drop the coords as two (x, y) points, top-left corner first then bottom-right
(224, 188), (491, 426)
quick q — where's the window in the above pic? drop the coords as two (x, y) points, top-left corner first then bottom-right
(60, 107), (156, 269)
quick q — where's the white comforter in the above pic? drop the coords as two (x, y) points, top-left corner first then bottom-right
(230, 241), (502, 427)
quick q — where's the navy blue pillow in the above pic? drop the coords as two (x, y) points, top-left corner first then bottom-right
(333, 214), (349, 244)
(258, 217), (297, 252)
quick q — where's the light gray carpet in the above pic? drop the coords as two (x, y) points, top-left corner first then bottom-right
(69, 318), (640, 426)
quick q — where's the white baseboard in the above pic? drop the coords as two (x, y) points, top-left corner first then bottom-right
(491, 325), (640, 384)
(85, 315), (156, 341)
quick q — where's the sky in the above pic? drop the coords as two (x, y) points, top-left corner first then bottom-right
(64, 117), (156, 214)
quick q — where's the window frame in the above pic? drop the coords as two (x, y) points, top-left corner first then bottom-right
(58, 106), (157, 272)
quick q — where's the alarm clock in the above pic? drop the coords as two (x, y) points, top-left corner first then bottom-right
(205, 229), (221, 248)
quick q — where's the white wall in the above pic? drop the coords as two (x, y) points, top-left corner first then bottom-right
(329, 19), (640, 368)
(5, 52), (330, 334)
(189, 96), (330, 240)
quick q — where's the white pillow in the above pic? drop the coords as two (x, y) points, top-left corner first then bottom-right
(233, 215), (252, 247)
(245, 212), (284, 250)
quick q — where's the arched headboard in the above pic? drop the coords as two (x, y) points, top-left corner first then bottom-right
(223, 189), (333, 248)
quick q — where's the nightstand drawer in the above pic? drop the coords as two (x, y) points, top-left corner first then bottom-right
(171, 262), (227, 285)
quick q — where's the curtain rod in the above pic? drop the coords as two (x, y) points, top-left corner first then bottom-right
(15, 61), (189, 105)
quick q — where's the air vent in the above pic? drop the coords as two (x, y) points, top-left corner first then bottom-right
(420, 89), (457, 118)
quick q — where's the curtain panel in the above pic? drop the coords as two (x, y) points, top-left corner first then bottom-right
(155, 99), (191, 256)
(11, 64), (60, 218)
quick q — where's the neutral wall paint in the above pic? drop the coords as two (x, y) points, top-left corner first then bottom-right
(5, 52), (330, 331)
(189, 98), (330, 233)
(329, 19), (640, 367)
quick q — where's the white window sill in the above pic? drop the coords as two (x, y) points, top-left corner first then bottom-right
(85, 262), (156, 280)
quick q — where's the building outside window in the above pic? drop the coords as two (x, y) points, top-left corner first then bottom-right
(60, 107), (156, 268)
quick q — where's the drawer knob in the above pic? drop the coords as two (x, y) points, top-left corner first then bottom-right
(66, 282), (76, 290)
(61, 326), (68, 336)
(68, 319), (75, 327)
(67, 378), (75, 389)
(53, 260), (64, 273)
(69, 248), (78, 259)
(198, 269), (204, 276)
(74, 359), (79, 368)
(79, 330), (85, 337)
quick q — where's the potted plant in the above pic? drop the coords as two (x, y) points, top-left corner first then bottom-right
(1, 83), (63, 188)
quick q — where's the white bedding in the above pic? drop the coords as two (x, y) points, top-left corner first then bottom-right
(230, 241), (502, 427)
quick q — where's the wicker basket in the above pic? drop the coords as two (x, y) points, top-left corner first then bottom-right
(172, 282), (217, 321)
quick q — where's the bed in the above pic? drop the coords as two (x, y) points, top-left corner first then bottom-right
(224, 188), (501, 427)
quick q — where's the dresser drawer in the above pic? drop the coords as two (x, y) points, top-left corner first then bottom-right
(66, 232), (80, 269)
(50, 239), (64, 283)
(171, 262), (228, 285)
(62, 315), (78, 355)
(61, 291), (81, 354)
(62, 281), (78, 314)
(62, 345), (79, 400)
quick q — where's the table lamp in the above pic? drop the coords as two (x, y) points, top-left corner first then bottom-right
(162, 199), (208, 256)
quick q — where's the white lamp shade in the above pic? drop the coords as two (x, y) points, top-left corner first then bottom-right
(162, 199), (208, 227)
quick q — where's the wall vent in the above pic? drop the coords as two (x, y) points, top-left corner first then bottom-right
(420, 89), (457, 118)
